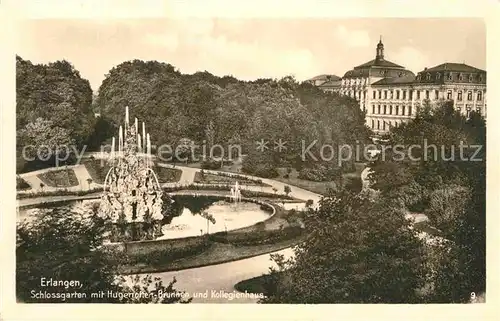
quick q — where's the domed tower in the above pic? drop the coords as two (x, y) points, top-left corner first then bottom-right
(376, 36), (384, 61)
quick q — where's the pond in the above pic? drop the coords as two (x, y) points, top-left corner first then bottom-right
(17, 195), (273, 240)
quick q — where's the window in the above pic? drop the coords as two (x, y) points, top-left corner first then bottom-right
(447, 90), (452, 100)
(384, 105), (387, 114)
(479, 74), (484, 82)
(417, 74), (421, 81)
(402, 90), (406, 100)
(378, 105), (381, 114)
(371, 119), (375, 128)
(477, 91), (482, 101)
(378, 90), (382, 99)
(458, 91), (463, 101)
(408, 106), (412, 116)
(469, 74), (473, 82)
(395, 105), (399, 115)
(402, 105), (406, 116)
(425, 90), (430, 100)
(384, 91), (387, 99)
(459, 73), (463, 81)
(377, 120), (380, 130)
(436, 72), (441, 80)
(372, 105), (376, 114)
(476, 107), (482, 115)
(390, 91), (394, 99)
(447, 73), (453, 80)
(435, 90), (439, 99)
(409, 90), (413, 100)
(383, 121), (386, 131)
(416, 91), (421, 100)
(389, 105), (393, 115)
(396, 90), (400, 99)
(426, 73), (431, 80)
(373, 91), (376, 99)
(467, 91), (473, 101)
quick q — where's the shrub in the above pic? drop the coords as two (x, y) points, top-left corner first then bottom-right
(298, 164), (341, 182)
(200, 159), (221, 170)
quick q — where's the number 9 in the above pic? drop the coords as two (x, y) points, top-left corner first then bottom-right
(470, 292), (476, 300)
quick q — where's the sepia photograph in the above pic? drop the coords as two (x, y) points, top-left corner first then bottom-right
(5, 3), (491, 313)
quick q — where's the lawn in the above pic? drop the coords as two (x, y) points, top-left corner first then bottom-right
(274, 163), (365, 195)
(37, 168), (79, 188)
(82, 159), (111, 184)
(16, 176), (31, 190)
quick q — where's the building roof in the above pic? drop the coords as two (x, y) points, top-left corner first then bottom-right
(318, 80), (342, 88)
(371, 75), (416, 86)
(353, 58), (405, 70)
(307, 74), (341, 81)
(423, 62), (485, 73)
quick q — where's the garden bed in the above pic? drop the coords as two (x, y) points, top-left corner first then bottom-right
(155, 166), (182, 183)
(194, 171), (268, 186)
(37, 168), (79, 188)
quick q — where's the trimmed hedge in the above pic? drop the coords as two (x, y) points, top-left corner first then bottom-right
(17, 187), (104, 199)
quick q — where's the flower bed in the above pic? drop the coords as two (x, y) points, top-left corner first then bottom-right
(37, 168), (79, 188)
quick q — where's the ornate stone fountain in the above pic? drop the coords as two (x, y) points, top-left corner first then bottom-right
(100, 106), (164, 242)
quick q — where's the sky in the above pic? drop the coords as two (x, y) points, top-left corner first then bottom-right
(16, 18), (486, 92)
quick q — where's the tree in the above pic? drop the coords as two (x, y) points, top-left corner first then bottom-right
(85, 178), (93, 190)
(368, 101), (486, 302)
(284, 185), (291, 196)
(305, 199), (314, 208)
(39, 182), (44, 191)
(16, 203), (191, 303)
(261, 190), (427, 303)
(200, 211), (216, 235)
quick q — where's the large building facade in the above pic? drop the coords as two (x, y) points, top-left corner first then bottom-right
(309, 39), (487, 134)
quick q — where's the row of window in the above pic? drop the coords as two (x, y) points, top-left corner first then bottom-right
(446, 90), (482, 101)
(370, 119), (401, 131)
(372, 104), (412, 116)
(416, 72), (484, 82)
(372, 89), (484, 101)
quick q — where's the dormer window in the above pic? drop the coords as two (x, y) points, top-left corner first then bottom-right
(436, 72), (441, 80)
(469, 74), (473, 82)
(398, 72), (403, 77)
(426, 73), (431, 81)
(458, 73), (463, 81)
(447, 73), (453, 80)
(416, 74), (421, 81)
(479, 74), (484, 82)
